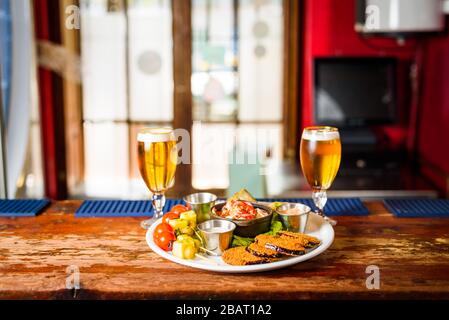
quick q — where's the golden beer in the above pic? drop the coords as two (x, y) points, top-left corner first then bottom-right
(300, 127), (341, 191)
(137, 128), (178, 193)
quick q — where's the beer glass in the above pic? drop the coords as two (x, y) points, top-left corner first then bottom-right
(137, 128), (178, 229)
(300, 126), (341, 225)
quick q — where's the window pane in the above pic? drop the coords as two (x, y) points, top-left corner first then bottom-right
(80, 0), (127, 121)
(192, 0), (238, 122)
(192, 123), (282, 190)
(128, 0), (173, 121)
(238, 0), (283, 121)
(192, 0), (284, 190)
(78, 0), (175, 198)
(192, 122), (236, 189)
(83, 122), (129, 197)
(236, 123), (283, 164)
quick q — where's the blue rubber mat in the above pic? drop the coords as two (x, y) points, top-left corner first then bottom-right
(258, 198), (369, 216)
(75, 198), (368, 217)
(384, 199), (449, 218)
(0, 199), (50, 217)
(75, 199), (186, 217)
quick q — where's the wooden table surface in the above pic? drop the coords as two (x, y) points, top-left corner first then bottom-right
(1, 200), (449, 300)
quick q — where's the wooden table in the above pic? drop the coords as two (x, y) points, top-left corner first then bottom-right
(1, 201), (449, 300)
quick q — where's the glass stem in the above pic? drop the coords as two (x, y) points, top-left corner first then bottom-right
(152, 193), (166, 220)
(312, 190), (327, 217)
(312, 190), (337, 226)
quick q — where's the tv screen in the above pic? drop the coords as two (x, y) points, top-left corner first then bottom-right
(314, 58), (397, 127)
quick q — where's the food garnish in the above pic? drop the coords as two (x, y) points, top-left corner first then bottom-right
(231, 235), (254, 247)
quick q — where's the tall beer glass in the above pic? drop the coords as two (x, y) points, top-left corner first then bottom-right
(300, 126), (341, 225)
(138, 128), (178, 229)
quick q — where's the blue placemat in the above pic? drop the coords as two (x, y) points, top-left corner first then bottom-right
(258, 198), (369, 216)
(0, 199), (50, 217)
(75, 198), (368, 217)
(384, 199), (449, 218)
(75, 199), (186, 217)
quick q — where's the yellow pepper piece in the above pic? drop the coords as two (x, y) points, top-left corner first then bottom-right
(168, 219), (189, 231)
(180, 211), (197, 228)
(172, 239), (197, 260)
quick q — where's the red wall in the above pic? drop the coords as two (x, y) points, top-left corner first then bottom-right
(416, 32), (449, 194)
(301, 0), (449, 194)
(301, 0), (416, 142)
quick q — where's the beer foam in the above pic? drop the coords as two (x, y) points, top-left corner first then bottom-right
(302, 129), (340, 141)
(137, 128), (175, 143)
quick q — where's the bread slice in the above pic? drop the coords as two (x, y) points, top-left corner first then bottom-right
(227, 188), (257, 203)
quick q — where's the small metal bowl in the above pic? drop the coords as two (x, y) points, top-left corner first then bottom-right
(277, 203), (311, 233)
(197, 219), (236, 256)
(183, 192), (217, 223)
(210, 202), (273, 238)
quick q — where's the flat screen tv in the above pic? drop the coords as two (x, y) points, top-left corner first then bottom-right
(314, 58), (397, 127)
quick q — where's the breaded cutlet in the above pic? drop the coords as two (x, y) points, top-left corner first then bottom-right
(278, 231), (321, 247)
(222, 247), (270, 266)
(246, 242), (282, 258)
(255, 234), (306, 256)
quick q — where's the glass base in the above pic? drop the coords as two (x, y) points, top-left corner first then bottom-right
(141, 218), (157, 230)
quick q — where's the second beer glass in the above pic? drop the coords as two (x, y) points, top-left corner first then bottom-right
(300, 126), (341, 225)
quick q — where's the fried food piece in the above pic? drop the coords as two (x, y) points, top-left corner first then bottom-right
(246, 242), (282, 258)
(222, 247), (270, 266)
(278, 231), (321, 248)
(255, 234), (306, 256)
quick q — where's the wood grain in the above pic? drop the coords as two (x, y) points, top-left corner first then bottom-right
(1, 201), (449, 299)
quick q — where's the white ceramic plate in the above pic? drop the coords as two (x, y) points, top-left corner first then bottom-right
(146, 212), (334, 273)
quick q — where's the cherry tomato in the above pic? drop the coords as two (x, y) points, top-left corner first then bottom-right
(162, 212), (180, 224)
(170, 204), (189, 214)
(154, 232), (176, 251)
(154, 223), (174, 237)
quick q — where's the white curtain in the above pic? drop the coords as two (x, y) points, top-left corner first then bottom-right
(6, 0), (33, 198)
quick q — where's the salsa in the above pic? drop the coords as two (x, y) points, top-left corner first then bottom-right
(218, 200), (268, 221)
